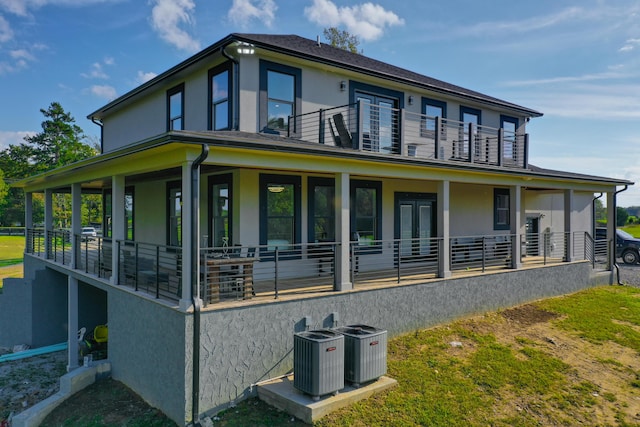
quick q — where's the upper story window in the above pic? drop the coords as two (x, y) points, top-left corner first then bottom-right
(209, 63), (232, 131)
(102, 186), (135, 240)
(421, 97), (447, 138)
(259, 60), (301, 134)
(500, 115), (519, 161)
(167, 84), (184, 131)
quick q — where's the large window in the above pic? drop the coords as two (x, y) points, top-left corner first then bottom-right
(102, 187), (134, 240)
(308, 178), (335, 243)
(259, 60), (301, 134)
(167, 181), (182, 247)
(351, 180), (382, 245)
(494, 188), (510, 230)
(167, 84), (184, 131)
(260, 174), (301, 250)
(500, 115), (519, 161)
(421, 97), (447, 138)
(208, 174), (232, 247)
(209, 63), (232, 130)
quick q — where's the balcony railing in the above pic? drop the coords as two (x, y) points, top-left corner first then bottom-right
(25, 229), (604, 307)
(288, 102), (528, 169)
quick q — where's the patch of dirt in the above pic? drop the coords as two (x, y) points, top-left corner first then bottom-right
(0, 350), (66, 420)
(501, 304), (561, 325)
(41, 378), (176, 427)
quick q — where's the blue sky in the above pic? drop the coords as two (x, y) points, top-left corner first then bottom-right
(1, 0), (640, 206)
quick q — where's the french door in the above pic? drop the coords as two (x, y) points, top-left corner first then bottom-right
(355, 92), (398, 154)
(395, 193), (436, 259)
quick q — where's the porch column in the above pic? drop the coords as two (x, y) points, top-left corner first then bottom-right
(564, 189), (575, 262)
(607, 191), (616, 269)
(44, 189), (53, 259)
(510, 185), (522, 269)
(67, 276), (79, 371)
(111, 175), (125, 285)
(437, 180), (451, 278)
(71, 183), (81, 269)
(179, 161), (195, 311)
(335, 172), (352, 291)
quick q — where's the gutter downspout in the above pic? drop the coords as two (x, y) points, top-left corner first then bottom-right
(191, 144), (209, 426)
(613, 185), (628, 285)
(222, 43), (240, 131)
(91, 117), (104, 154)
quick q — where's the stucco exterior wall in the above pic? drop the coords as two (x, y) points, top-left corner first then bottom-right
(194, 261), (594, 418)
(107, 287), (189, 424)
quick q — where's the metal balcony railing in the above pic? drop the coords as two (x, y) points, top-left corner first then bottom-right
(288, 102), (529, 169)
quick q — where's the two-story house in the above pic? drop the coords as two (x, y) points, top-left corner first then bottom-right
(2, 33), (631, 425)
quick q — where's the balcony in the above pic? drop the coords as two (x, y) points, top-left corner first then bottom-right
(287, 102), (528, 169)
(25, 229), (603, 308)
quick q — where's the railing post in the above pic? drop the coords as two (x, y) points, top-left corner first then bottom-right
(287, 116), (291, 138)
(434, 116), (441, 159)
(357, 100), (364, 151)
(481, 237), (486, 272)
(319, 109), (325, 145)
(274, 247), (279, 299)
(84, 236), (89, 272)
(400, 109), (406, 156)
(468, 122), (474, 163)
(396, 240), (401, 283)
(134, 243), (139, 292)
(156, 245), (161, 299)
(523, 133), (529, 168)
(498, 127), (504, 167)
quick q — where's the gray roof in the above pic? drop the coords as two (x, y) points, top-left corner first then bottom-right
(89, 33), (542, 119)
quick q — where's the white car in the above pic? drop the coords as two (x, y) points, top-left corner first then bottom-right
(81, 227), (97, 240)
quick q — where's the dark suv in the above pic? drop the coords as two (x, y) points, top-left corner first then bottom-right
(595, 228), (640, 264)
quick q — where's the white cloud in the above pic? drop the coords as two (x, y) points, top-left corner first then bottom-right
(619, 38), (640, 53)
(81, 61), (109, 79)
(90, 84), (117, 100)
(136, 70), (157, 84)
(227, 0), (276, 29)
(150, 0), (200, 53)
(0, 130), (35, 149)
(0, 0), (120, 17)
(504, 71), (627, 87)
(304, 0), (404, 42)
(0, 15), (13, 43)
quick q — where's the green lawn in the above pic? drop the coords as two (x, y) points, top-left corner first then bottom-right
(0, 235), (24, 267)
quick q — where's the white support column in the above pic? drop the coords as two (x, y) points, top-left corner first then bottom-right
(180, 161), (195, 311)
(71, 183), (81, 269)
(111, 176), (125, 285)
(44, 189), (53, 259)
(510, 185), (522, 269)
(564, 189), (575, 262)
(607, 191), (616, 270)
(67, 276), (79, 371)
(437, 180), (451, 278)
(334, 172), (352, 291)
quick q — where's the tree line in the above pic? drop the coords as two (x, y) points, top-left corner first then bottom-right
(0, 102), (99, 228)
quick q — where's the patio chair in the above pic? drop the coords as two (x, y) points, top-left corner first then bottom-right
(329, 113), (352, 148)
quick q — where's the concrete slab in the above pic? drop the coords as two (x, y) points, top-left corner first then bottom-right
(257, 375), (397, 424)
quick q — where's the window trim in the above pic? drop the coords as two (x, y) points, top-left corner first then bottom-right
(500, 114), (519, 160)
(350, 180), (382, 251)
(308, 177), (335, 244)
(259, 60), (302, 135)
(460, 105), (481, 124)
(166, 180), (182, 247)
(421, 97), (447, 138)
(208, 62), (232, 131)
(208, 173), (233, 248)
(259, 173), (302, 251)
(494, 188), (510, 230)
(167, 83), (185, 131)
